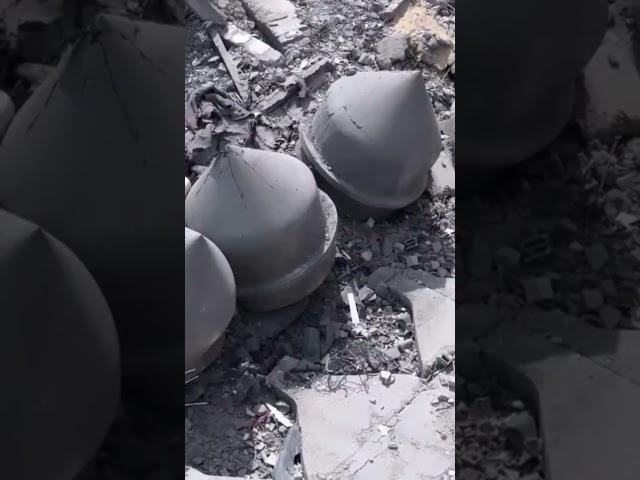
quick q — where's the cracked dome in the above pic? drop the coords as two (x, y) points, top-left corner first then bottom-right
(299, 70), (441, 220)
(0, 209), (120, 480)
(185, 227), (236, 374)
(185, 145), (338, 311)
(0, 14), (184, 381)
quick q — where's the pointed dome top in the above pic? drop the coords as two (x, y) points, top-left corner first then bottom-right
(301, 71), (441, 209)
(0, 209), (119, 480)
(185, 227), (235, 373)
(185, 145), (336, 311)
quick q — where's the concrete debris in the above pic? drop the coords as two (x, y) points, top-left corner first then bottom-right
(256, 57), (335, 113)
(211, 31), (249, 102)
(376, 32), (408, 63)
(428, 147), (455, 197)
(241, 0), (306, 51)
(222, 23), (283, 65)
(581, 0), (640, 139)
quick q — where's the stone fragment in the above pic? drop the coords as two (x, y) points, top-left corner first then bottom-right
(241, 0), (306, 50)
(428, 147), (455, 197)
(376, 33), (408, 63)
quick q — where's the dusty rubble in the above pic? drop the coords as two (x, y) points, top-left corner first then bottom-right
(185, 0), (455, 477)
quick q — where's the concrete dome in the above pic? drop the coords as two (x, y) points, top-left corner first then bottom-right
(0, 209), (120, 480)
(0, 15), (184, 384)
(185, 145), (338, 311)
(456, 0), (608, 171)
(299, 71), (441, 219)
(185, 228), (236, 374)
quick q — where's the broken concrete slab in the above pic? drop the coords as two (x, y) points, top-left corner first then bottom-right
(427, 147), (455, 197)
(372, 269), (455, 376)
(0, 90), (15, 139)
(285, 374), (453, 479)
(520, 308), (640, 384)
(580, 0), (640, 139)
(223, 23), (283, 65)
(482, 324), (640, 480)
(241, 0), (306, 51)
(186, 0), (226, 26)
(185, 466), (243, 480)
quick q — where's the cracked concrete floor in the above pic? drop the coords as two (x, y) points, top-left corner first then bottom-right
(283, 373), (455, 480)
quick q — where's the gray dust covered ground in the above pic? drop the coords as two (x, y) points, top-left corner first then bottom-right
(184, 0), (457, 479)
(456, 1), (640, 479)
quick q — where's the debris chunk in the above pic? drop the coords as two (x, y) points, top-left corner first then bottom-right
(584, 243), (609, 271)
(222, 23), (283, 65)
(379, 0), (412, 21)
(241, 0), (306, 51)
(211, 32), (249, 102)
(376, 33), (408, 63)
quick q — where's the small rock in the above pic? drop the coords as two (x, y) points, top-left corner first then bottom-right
(361, 249), (373, 262)
(376, 33), (408, 63)
(380, 370), (395, 386)
(585, 243), (609, 271)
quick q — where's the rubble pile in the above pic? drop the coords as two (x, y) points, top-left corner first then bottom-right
(185, 0), (455, 478)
